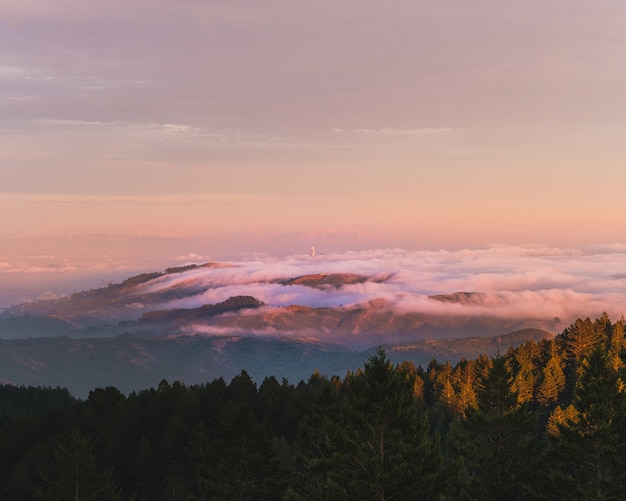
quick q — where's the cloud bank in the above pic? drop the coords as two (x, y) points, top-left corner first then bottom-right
(136, 245), (626, 331)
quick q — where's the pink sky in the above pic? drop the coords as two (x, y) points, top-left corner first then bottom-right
(1, 1), (626, 303)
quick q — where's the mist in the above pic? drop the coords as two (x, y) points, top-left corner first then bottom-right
(3, 241), (626, 335)
(135, 245), (626, 331)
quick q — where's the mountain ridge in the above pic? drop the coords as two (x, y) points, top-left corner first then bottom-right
(0, 327), (552, 398)
(0, 262), (561, 395)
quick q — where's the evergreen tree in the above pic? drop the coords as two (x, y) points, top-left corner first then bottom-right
(593, 312), (613, 346)
(439, 377), (457, 411)
(536, 352), (566, 406)
(551, 346), (626, 499)
(157, 413), (193, 498)
(302, 347), (445, 500)
(546, 404), (578, 437)
(510, 342), (538, 405)
(397, 360), (425, 399)
(454, 359), (478, 418)
(132, 435), (156, 499)
(192, 401), (282, 500)
(35, 430), (122, 501)
(228, 370), (258, 404)
(565, 317), (602, 361)
(608, 319), (625, 372)
(452, 357), (548, 500)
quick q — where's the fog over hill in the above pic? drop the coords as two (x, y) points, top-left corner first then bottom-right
(4, 245), (625, 336)
(0, 258), (563, 344)
(2, 247), (625, 395)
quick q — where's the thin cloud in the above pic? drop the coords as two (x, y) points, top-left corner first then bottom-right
(173, 253), (213, 263)
(355, 128), (453, 137)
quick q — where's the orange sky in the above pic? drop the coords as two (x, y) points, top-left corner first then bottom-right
(1, 0), (626, 293)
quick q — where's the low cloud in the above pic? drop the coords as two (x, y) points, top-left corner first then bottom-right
(3, 243), (625, 332)
(135, 245), (626, 330)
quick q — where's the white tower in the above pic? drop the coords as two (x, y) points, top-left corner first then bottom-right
(310, 246), (316, 257)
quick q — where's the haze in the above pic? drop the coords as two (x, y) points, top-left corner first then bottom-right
(1, 1), (626, 305)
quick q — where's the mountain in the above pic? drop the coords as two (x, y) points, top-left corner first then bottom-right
(0, 335), (357, 397)
(385, 328), (552, 366)
(0, 262), (559, 395)
(0, 328), (552, 398)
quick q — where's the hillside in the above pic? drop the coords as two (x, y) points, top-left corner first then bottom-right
(0, 263), (561, 395)
(0, 262), (561, 343)
(0, 328), (551, 398)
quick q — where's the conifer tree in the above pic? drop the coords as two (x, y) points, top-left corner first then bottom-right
(546, 404), (577, 437)
(303, 347), (445, 500)
(132, 434), (156, 499)
(454, 363), (478, 418)
(510, 342), (539, 404)
(551, 346), (626, 498)
(537, 353), (566, 405)
(608, 319), (625, 371)
(439, 377), (457, 411)
(193, 401), (282, 500)
(35, 430), (122, 501)
(565, 317), (602, 361)
(593, 311), (613, 346)
(452, 356), (548, 500)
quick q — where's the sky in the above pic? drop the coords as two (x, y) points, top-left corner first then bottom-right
(1, 1), (626, 305)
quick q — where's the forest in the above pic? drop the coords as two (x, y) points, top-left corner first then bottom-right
(1, 313), (625, 500)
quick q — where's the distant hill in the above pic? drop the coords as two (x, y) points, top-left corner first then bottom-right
(386, 328), (553, 366)
(278, 273), (372, 288)
(0, 262), (561, 395)
(0, 328), (552, 398)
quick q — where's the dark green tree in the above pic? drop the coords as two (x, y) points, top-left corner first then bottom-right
(157, 413), (193, 499)
(132, 434), (156, 499)
(452, 356), (548, 500)
(551, 346), (626, 499)
(35, 430), (122, 501)
(192, 401), (282, 500)
(302, 347), (445, 500)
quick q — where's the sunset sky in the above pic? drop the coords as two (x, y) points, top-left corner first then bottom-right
(2, 1), (626, 304)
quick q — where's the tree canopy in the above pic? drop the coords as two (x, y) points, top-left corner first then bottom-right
(0, 314), (625, 500)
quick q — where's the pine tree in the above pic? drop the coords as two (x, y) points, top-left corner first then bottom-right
(453, 356), (548, 500)
(565, 317), (602, 361)
(546, 404), (577, 436)
(303, 347), (446, 500)
(608, 319), (625, 372)
(433, 361), (454, 404)
(439, 378), (457, 410)
(551, 346), (626, 499)
(453, 359), (478, 417)
(593, 311), (613, 346)
(35, 430), (122, 501)
(510, 342), (539, 404)
(132, 434), (155, 499)
(193, 401), (282, 500)
(537, 353), (566, 405)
